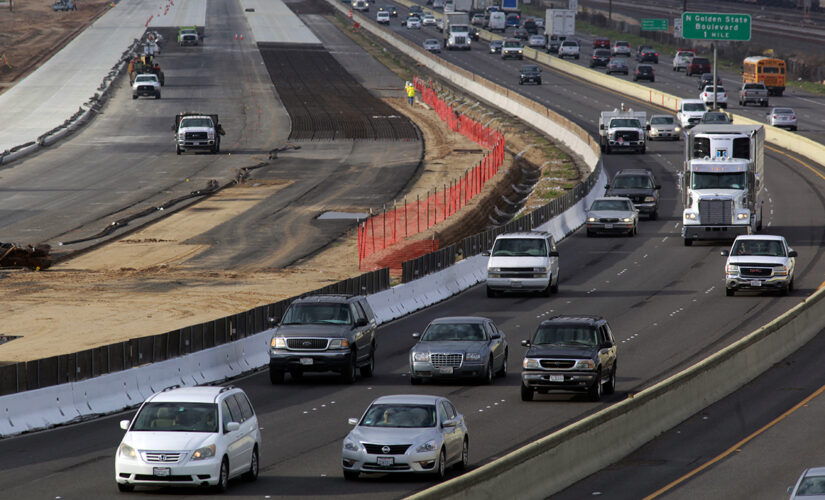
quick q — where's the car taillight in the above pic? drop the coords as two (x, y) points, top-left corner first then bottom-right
(654, 52), (658, 56)
(792, 115), (797, 119)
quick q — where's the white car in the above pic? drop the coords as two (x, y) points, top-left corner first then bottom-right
(115, 386), (261, 492)
(721, 235), (797, 296)
(677, 98), (707, 129)
(342, 395), (469, 480)
(376, 11), (390, 24)
(406, 15), (422, 29)
(422, 13), (436, 26)
(700, 85), (728, 109)
(672, 50), (694, 71)
(558, 39), (580, 59)
(485, 231), (559, 296)
(527, 34), (545, 48)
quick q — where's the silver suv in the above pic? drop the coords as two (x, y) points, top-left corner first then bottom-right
(501, 39), (524, 60)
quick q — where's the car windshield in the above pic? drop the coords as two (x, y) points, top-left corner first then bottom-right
(132, 402), (218, 432)
(609, 118), (640, 128)
(533, 326), (598, 346)
(503, 41), (520, 48)
(490, 40), (502, 47)
(617, 42), (629, 47)
(683, 103), (707, 112)
(281, 303), (352, 325)
(650, 116), (674, 125)
(590, 200), (631, 211)
(361, 404), (437, 428)
(610, 60), (627, 67)
(452, 25), (469, 32)
(491, 238), (547, 256)
(425, 39), (438, 44)
(422, 322), (485, 341)
(693, 58), (709, 64)
(613, 175), (654, 189)
(691, 172), (746, 190)
(180, 118), (213, 128)
(731, 239), (786, 257)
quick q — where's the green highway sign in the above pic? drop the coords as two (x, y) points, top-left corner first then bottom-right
(681, 12), (751, 41)
(641, 18), (668, 31)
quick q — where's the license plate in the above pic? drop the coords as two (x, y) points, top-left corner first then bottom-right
(510, 281), (522, 288)
(300, 357), (313, 365)
(153, 467), (171, 477)
(437, 366), (453, 374)
(548, 374), (564, 382)
(377, 456), (394, 467)
(604, 224), (613, 229)
(750, 281), (762, 287)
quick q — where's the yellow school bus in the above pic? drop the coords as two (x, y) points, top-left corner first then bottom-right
(742, 56), (786, 96)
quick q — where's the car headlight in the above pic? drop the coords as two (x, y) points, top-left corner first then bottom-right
(344, 439), (362, 452)
(675, 126), (681, 133)
(413, 352), (430, 362)
(271, 336), (286, 348)
(644, 196), (655, 202)
(119, 443), (137, 459)
(727, 264), (739, 273)
(533, 266), (549, 273)
(488, 267), (501, 273)
(573, 359), (595, 370)
(192, 444), (216, 460)
(518, 50), (523, 53)
(329, 339), (350, 349)
(622, 217), (633, 222)
(736, 212), (749, 220)
(587, 217), (597, 222)
(523, 358), (539, 369)
(465, 352), (481, 361)
(773, 265), (788, 276)
(417, 439), (438, 453)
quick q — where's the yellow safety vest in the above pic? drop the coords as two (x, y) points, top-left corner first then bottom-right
(406, 86), (415, 98)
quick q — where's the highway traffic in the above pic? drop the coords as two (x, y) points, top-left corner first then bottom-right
(2, 0), (825, 498)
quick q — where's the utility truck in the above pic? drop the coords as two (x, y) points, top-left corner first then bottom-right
(443, 13), (471, 50)
(172, 113), (225, 155)
(598, 108), (646, 154)
(681, 124), (765, 246)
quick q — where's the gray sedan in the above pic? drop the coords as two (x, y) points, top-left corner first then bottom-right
(409, 316), (508, 384)
(342, 394), (469, 480)
(585, 197), (639, 237)
(423, 38), (441, 53)
(606, 57), (629, 75)
(767, 107), (797, 131)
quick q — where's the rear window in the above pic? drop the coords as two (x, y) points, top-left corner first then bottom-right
(594, 49), (610, 56)
(693, 58), (709, 64)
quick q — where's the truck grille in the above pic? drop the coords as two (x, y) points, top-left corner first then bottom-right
(143, 452), (184, 463)
(539, 359), (575, 369)
(185, 131), (207, 140)
(739, 266), (773, 278)
(137, 85), (154, 92)
(363, 444), (411, 455)
(699, 199), (733, 225)
(431, 353), (462, 368)
(286, 338), (329, 350)
(454, 36), (466, 44)
(614, 131), (639, 142)
(598, 218), (619, 223)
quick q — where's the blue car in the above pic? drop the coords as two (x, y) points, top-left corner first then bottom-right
(506, 13), (520, 27)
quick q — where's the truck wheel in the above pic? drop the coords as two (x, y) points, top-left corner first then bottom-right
(486, 286), (498, 298)
(588, 370), (603, 401)
(269, 366), (284, 384)
(726, 288), (734, 297)
(155, 92), (161, 100)
(342, 351), (357, 384)
(132, 94), (137, 100)
(176, 145), (181, 155)
(684, 239), (693, 247)
(520, 382), (534, 401)
(551, 273), (559, 294)
(640, 146), (646, 154)
(604, 364), (616, 395)
(360, 344), (375, 377)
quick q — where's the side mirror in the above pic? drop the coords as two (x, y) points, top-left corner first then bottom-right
(348, 418), (359, 426)
(720, 250), (729, 256)
(120, 419), (130, 430)
(491, 332), (501, 339)
(521, 339), (530, 347)
(655, 184), (661, 190)
(599, 124), (604, 130)
(354, 317), (369, 327)
(549, 250), (559, 257)
(442, 419), (457, 428)
(412, 332), (421, 339)
(789, 250), (798, 257)
(481, 250), (491, 257)
(604, 184), (611, 189)
(268, 316), (280, 325)
(646, 124), (651, 130)
(225, 421), (240, 432)
(170, 125), (175, 131)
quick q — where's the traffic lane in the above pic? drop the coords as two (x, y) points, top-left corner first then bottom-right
(552, 327), (825, 500)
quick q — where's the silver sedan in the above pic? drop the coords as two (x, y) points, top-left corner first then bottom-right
(342, 394), (469, 480)
(409, 316), (508, 384)
(585, 197), (639, 237)
(766, 107), (797, 131)
(423, 38), (441, 53)
(646, 114), (680, 140)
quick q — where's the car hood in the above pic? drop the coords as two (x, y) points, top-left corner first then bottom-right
(274, 324), (351, 337)
(124, 431), (212, 452)
(412, 341), (486, 355)
(606, 188), (653, 198)
(487, 256), (548, 268)
(178, 126), (214, 133)
(727, 256), (789, 266)
(526, 345), (595, 358)
(347, 426), (439, 446)
(587, 209), (633, 219)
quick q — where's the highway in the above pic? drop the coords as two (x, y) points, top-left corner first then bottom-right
(3, 1), (825, 498)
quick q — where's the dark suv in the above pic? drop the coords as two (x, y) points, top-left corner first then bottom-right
(590, 48), (611, 67)
(269, 294), (377, 384)
(604, 168), (661, 219)
(519, 64), (541, 85)
(698, 72), (723, 90)
(520, 316), (617, 401)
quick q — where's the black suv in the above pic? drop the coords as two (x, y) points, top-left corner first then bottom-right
(589, 48), (611, 68)
(520, 315), (617, 402)
(519, 64), (541, 85)
(698, 72), (723, 90)
(604, 168), (661, 219)
(636, 46), (659, 63)
(268, 294), (377, 384)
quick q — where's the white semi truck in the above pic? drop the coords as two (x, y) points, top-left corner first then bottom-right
(545, 9), (575, 38)
(443, 13), (471, 50)
(681, 124), (765, 246)
(598, 108), (646, 154)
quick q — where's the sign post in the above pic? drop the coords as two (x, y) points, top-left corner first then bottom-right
(641, 18), (668, 31)
(673, 17), (682, 38)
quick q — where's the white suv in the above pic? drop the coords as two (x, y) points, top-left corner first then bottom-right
(115, 386), (261, 492)
(484, 231), (560, 297)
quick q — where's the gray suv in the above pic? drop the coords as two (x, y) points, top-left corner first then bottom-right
(604, 168), (661, 220)
(269, 295), (377, 384)
(520, 315), (617, 402)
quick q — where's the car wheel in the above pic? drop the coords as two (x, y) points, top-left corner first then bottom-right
(343, 470), (360, 481)
(537, 79), (541, 85)
(455, 438), (469, 471)
(360, 344), (375, 377)
(117, 483), (134, 492)
(684, 239), (693, 247)
(551, 273), (559, 294)
(726, 288), (734, 297)
(242, 446), (259, 482)
(588, 370), (603, 402)
(789, 276), (795, 292)
(176, 145), (181, 155)
(486, 286), (498, 298)
(342, 351), (357, 384)
(792, 126), (798, 131)
(497, 349), (508, 377)
(586, 229), (594, 238)
(214, 458), (229, 492)
(410, 375), (422, 385)
(519, 80), (523, 85)
(650, 210), (658, 221)
(651, 78), (655, 82)
(434, 449), (447, 480)
(132, 94), (137, 100)
(155, 92), (161, 99)
(604, 364), (617, 395)
(542, 280), (552, 296)
(520, 382), (534, 401)
(483, 358), (494, 385)
(269, 364), (284, 384)
(289, 369), (303, 380)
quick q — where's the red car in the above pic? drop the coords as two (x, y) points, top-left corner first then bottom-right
(593, 37), (610, 49)
(686, 57), (711, 76)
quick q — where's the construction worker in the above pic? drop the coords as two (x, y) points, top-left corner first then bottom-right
(406, 81), (415, 106)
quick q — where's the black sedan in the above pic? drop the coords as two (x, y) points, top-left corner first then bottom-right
(606, 57), (629, 75)
(589, 48), (611, 68)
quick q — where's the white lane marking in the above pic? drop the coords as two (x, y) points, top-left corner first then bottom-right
(617, 268), (627, 276)
(662, 236), (669, 242)
(586, 288), (597, 294)
(795, 96), (825, 107)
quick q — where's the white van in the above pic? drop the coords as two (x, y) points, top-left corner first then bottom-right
(488, 12), (506, 32)
(433, 0), (444, 9)
(484, 231), (560, 297)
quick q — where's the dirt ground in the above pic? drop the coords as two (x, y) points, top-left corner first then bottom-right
(0, 9), (581, 364)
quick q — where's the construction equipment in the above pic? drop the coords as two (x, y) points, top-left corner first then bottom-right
(0, 242), (51, 269)
(128, 54), (164, 86)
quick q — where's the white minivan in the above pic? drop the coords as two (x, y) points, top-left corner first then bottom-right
(484, 231), (560, 297)
(488, 11), (506, 32)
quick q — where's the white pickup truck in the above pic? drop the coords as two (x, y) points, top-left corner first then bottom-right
(599, 108), (646, 154)
(132, 74), (161, 100)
